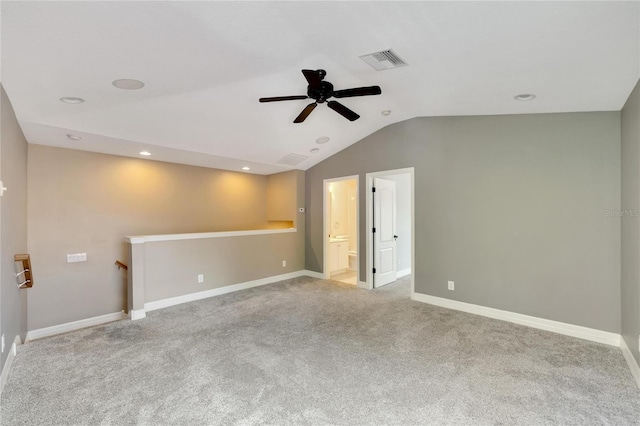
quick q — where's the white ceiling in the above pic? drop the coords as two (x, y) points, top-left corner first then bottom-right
(2, 1), (639, 174)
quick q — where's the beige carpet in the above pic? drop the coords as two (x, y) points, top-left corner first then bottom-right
(2, 276), (639, 425)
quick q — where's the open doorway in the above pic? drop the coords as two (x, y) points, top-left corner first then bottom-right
(323, 176), (359, 285)
(366, 168), (414, 294)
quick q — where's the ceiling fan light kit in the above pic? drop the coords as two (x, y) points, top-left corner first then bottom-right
(259, 69), (382, 123)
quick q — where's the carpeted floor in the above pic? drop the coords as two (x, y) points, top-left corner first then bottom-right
(2, 276), (639, 425)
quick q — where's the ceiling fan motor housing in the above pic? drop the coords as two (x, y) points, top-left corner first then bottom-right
(308, 81), (334, 103)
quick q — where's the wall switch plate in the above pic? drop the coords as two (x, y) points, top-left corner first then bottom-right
(282, 260), (286, 267)
(197, 274), (204, 283)
(448, 281), (455, 291)
(1, 334), (4, 353)
(67, 253), (87, 263)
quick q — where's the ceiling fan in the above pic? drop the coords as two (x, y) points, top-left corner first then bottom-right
(259, 69), (382, 123)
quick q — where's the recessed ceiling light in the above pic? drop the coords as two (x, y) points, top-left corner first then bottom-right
(310, 148), (320, 153)
(66, 134), (82, 141)
(112, 79), (145, 90)
(514, 93), (536, 101)
(242, 166), (250, 171)
(381, 110), (391, 116)
(139, 151), (151, 156)
(59, 97), (84, 104)
(315, 137), (330, 144)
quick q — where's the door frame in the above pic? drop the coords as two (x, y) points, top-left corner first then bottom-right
(365, 168), (415, 293)
(323, 175), (360, 282)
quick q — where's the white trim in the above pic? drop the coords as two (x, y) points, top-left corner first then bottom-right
(26, 311), (126, 342)
(620, 338), (640, 389)
(304, 270), (325, 279)
(127, 228), (296, 244)
(0, 336), (21, 396)
(411, 292), (620, 346)
(144, 270), (317, 313)
(129, 310), (147, 321)
(357, 281), (368, 289)
(397, 268), (412, 278)
(366, 168), (415, 293)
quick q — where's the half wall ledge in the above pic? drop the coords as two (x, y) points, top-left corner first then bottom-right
(125, 228), (298, 319)
(126, 228), (296, 244)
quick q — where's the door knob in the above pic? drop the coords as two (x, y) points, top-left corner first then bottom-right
(394, 235), (398, 241)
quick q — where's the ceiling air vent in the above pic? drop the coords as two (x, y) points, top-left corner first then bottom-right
(277, 153), (308, 166)
(359, 49), (408, 71)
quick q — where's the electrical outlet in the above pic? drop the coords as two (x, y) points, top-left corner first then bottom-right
(67, 253), (87, 263)
(1, 334), (4, 353)
(282, 260), (286, 267)
(197, 274), (204, 283)
(448, 281), (455, 291)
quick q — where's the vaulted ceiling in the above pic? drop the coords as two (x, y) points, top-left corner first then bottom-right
(2, 1), (639, 174)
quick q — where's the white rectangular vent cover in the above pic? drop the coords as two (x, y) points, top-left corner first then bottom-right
(359, 49), (408, 71)
(277, 153), (308, 166)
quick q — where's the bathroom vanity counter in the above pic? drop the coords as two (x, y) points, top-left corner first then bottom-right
(329, 240), (349, 272)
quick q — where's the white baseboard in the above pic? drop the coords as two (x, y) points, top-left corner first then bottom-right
(357, 281), (369, 289)
(26, 311), (126, 342)
(304, 270), (325, 279)
(411, 292), (620, 346)
(620, 338), (640, 389)
(143, 270), (321, 314)
(0, 336), (22, 396)
(129, 309), (146, 321)
(397, 268), (412, 278)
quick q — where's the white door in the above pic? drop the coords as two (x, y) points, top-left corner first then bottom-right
(373, 177), (397, 287)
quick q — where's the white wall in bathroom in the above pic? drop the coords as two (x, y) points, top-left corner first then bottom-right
(329, 181), (348, 237)
(329, 179), (357, 242)
(327, 179), (359, 274)
(347, 180), (357, 252)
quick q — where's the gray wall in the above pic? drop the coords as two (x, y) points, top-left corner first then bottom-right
(142, 170), (305, 304)
(143, 232), (303, 303)
(27, 145), (300, 330)
(1, 86), (28, 370)
(306, 112), (621, 333)
(621, 78), (640, 365)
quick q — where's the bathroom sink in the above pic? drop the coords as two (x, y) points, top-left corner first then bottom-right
(329, 238), (348, 243)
